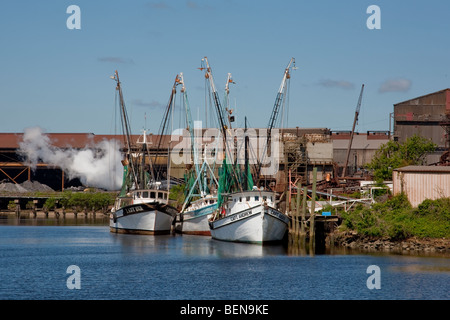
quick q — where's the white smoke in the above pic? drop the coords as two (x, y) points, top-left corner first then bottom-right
(18, 127), (123, 191)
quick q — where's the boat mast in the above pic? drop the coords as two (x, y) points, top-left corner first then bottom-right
(256, 58), (296, 186)
(152, 75), (181, 184)
(112, 70), (139, 189)
(244, 116), (250, 191)
(200, 57), (242, 192)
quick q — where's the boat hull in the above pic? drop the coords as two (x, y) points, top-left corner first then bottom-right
(209, 205), (289, 244)
(178, 203), (217, 235)
(110, 203), (176, 235)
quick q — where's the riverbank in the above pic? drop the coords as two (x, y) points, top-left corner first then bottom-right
(331, 230), (450, 254)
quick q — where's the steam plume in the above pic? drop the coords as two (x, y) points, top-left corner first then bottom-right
(18, 127), (123, 190)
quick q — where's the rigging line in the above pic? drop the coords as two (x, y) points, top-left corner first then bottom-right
(204, 76), (208, 127)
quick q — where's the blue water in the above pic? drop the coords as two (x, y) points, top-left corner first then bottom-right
(0, 219), (449, 301)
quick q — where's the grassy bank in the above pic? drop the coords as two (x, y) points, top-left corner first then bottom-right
(338, 193), (450, 240)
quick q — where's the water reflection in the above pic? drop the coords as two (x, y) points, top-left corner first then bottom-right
(210, 239), (288, 258)
(0, 212), (109, 226)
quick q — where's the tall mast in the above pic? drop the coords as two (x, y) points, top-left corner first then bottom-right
(256, 58), (296, 185)
(201, 57), (242, 192)
(152, 75), (181, 182)
(111, 70), (139, 188)
(244, 116), (249, 191)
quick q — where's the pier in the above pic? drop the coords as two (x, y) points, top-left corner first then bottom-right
(288, 167), (341, 253)
(0, 192), (112, 221)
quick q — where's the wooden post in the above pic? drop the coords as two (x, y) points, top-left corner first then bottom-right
(309, 167), (317, 251)
(14, 199), (20, 217)
(295, 180), (301, 242)
(300, 186), (307, 247)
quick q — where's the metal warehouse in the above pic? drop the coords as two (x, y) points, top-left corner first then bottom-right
(392, 165), (450, 207)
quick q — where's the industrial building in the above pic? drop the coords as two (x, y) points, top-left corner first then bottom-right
(332, 130), (391, 177)
(2, 87), (449, 193)
(393, 88), (450, 164)
(0, 126), (393, 193)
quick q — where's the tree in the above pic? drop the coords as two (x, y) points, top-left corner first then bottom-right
(367, 134), (436, 182)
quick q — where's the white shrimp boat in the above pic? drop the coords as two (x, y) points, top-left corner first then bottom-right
(109, 71), (179, 235)
(209, 189), (289, 244)
(110, 189), (177, 235)
(178, 195), (217, 235)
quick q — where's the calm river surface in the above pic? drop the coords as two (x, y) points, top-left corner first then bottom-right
(0, 215), (448, 301)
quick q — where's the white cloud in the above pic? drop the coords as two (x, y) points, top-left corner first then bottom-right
(379, 79), (411, 93)
(318, 79), (354, 90)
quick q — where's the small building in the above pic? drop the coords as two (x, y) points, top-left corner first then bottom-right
(392, 165), (450, 207)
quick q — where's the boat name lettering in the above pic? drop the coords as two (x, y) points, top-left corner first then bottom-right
(230, 210), (252, 222)
(124, 206), (144, 214)
(267, 208), (289, 223)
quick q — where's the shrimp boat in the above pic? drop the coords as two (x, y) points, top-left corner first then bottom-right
(110, 184), (178, 235)
(177, 160), (219, 235)
(109, 71), (178, 234)
(179, 195), (217, 235)
(201, 57), (293, 244)
(209, 189), (289, 244)
(174, 73), (219, 235)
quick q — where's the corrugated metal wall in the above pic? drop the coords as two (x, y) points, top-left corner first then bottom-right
(393, 170), (450, 207)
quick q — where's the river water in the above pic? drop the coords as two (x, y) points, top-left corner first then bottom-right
(0, 215), (448, 303)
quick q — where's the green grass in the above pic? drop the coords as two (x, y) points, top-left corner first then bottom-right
(340, 194), (450, 239)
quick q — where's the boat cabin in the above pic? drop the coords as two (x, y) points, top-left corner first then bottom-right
(186, 195), (217, 211)
(132, 189), (169, 204)
(223, 190), (276, 215)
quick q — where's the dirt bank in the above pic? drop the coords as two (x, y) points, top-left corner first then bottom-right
(330, 231), (450, 254)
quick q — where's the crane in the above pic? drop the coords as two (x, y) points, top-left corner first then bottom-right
(342, 84), (365, 179)
(256, 58), (296, 185)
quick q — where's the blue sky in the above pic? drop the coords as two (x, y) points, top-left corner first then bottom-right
(1, 0), (450, 135)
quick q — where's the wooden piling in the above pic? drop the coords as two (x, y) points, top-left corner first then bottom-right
(309, 167), (317, 251)
(301, 186), (307, 234)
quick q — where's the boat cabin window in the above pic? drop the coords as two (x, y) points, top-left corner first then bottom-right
(158, 192), (163, 199)
(209, 200), (215, 204)
(239, 197), (242, 202)
(246, 196), (250, 201)
(142, 191), (148, 198)
(255, 196), (259, 201)
(263, 196), (267, 201)
(164, 193), (167, 200)
(150, 192), (156, 198)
